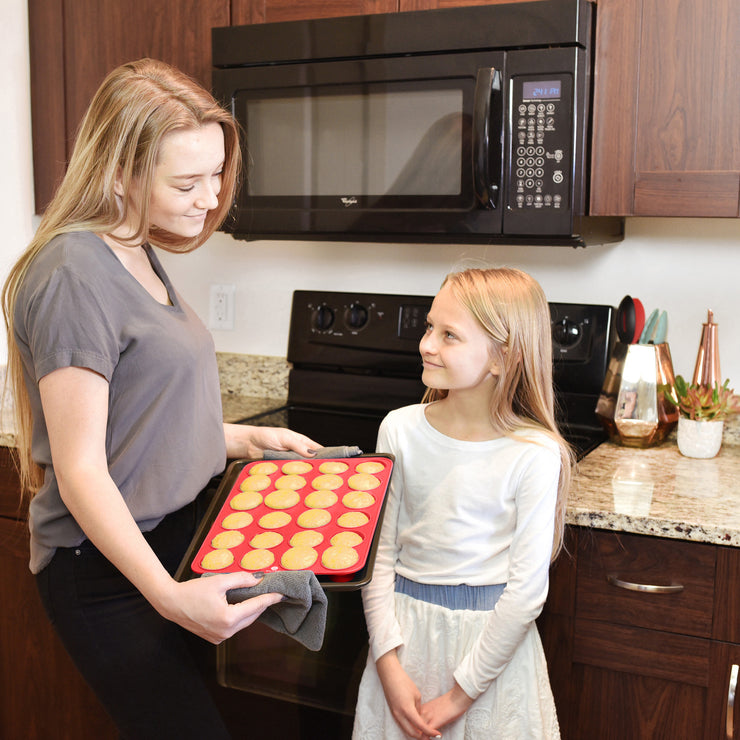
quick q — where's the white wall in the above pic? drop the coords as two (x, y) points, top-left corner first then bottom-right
(4, 1), (740, 386)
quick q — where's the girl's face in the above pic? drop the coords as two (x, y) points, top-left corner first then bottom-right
(126, 122), (225, 238)
(420, 282), (498, 394)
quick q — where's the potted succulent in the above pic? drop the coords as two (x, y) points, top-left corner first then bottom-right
(664, 376), (740, 458)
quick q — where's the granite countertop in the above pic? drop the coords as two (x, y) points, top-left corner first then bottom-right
(570, 415), (740, 547)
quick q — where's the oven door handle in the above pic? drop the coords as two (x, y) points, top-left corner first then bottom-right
(473, 67), (503, 211)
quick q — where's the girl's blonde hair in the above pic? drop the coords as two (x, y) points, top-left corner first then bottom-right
(422, 267), (573, 560)
(2, 58), (242, 497)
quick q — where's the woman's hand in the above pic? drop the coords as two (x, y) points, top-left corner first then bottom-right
(376, 650), (442, 739)
(420, 681), (474, 735)
(224, 423), (319, 459)
(158, 571), (283, 644)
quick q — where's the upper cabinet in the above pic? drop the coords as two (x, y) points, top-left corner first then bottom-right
(232, 2), (397, 24)
(590, 0), (740, 217)
(28, 0), (739, 219)
(28, 0), (229, 212)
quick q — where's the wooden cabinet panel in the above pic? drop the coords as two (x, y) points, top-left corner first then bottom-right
(589, 0), (640, 216)
(714, 546), (740, 644)
(576, 530), (716, 638)
(28, 0), (230, 214)
(400, 0), (540, 9)
(0, 520), (117, 739)
(707, 642), (740, 740)
(590, 0), (740, 217)
(568, 660), (708, 740)
(232, 1), (398, 25)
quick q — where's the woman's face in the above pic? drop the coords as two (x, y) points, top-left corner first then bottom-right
(129, 122), (225, 238)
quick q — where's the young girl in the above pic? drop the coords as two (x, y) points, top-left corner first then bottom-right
(353, 267), (571, 740)
(2, 59), (317, 737)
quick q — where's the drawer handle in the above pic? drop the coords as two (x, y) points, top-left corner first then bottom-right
(727, 664), (738, 739)
(607, 573), (684, 594)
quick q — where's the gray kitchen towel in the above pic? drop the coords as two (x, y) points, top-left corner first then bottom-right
(225, 570), (328, 651)
(264, 445), (362, 460)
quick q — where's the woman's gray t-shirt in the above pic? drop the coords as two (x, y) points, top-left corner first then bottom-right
(14, 232), (227, 573)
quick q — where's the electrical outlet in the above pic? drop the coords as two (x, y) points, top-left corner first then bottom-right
(209, 284), (235, 330)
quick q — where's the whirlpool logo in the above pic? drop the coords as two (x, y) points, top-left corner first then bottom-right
(340, 196), (358, 207)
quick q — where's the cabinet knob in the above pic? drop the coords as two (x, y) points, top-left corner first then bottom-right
(606, 573), (684, 594)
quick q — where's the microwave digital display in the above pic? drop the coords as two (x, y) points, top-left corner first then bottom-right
(522, 80), (562, 100)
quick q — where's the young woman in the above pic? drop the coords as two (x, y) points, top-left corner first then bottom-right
(353, 267), (571, 740)
(2, 59), (317, 738)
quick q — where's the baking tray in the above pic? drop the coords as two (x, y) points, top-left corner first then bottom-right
(175, 454), (394, 591)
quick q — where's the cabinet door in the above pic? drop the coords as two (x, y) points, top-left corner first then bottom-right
(232, 1), (398, 25)
(399, 0), (540, 9)
(0, 517), (117, 738)
(28, 0), (230, 213)
(590, 0), (740, 217)
(569, 618), (710, 739)
(707, 642), (740, 740)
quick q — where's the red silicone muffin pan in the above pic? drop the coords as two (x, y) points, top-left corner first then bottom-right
(190, 456), (393, 581)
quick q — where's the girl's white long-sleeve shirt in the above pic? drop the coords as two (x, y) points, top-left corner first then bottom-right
(362, 403), (561, 700)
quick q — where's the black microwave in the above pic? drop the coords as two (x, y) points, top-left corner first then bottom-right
(212, 0), (623, 247)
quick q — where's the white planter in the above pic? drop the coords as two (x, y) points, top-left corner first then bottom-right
(676, 417), (724, 459)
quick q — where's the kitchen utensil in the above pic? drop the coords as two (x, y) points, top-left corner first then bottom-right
(595, 341), (679, 447)
(638, 308), (668, 344)
(632, 298), (646, 343)
(692, 309), (721, 387)
(616, 296), (636, 343)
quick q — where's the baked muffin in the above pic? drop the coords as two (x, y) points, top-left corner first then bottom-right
(201, 549), (235, 570)
(319, 460), (349, 474)
(347, 472), (380, 490)
(296, 509), (332, 528)
(240, 474), (272, 492)
(311, 474), (343, 490)
(240, 549), (275, 570)
(249, 461), (279, 475)
(230, 491), (263, 510)
(337, 511), (369, 528)
(211, 531), (245, 549)
(281, 546), (318, 570)
(221, 511), (254, 530)
(249, 531), (284, 549)
(258, 511), (292, 529)
(281, 460), (313, 475)
(274, 474), (307, 490)
(321, 545), (359, 570)
(355, 461), (385, 474)
(304, 490), (338, 509)
(264, 489), (300, 510)
(342, 491), (375, 509)
(290, 530), (324, 548)
(330, 531), (363, 548)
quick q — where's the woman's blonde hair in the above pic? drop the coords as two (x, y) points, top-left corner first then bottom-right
(422, 267), (573, 560)
(2, 58), (242, 496)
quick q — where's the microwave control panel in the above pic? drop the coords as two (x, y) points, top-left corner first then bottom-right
(509, 74), (573, 214)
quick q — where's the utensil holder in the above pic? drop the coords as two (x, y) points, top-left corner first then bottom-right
(595, 341), (679, 448)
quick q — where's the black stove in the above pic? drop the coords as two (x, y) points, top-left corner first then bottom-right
(240, 290), (615, 460)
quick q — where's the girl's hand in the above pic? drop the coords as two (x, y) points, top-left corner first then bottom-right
(376, 651), (442, 739)
(158, 572), (283, 644)
(224, 423), (319, 459)
(420, 681), (474, 734)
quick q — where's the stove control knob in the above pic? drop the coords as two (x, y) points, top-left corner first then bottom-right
(552, 318), (581, 348)
(312, 305), (335, 331)
(345, 303), (369, 330)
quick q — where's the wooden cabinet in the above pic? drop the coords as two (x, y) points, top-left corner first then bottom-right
(540, 528), (740, 739)
(29, 0), (739, 219)
(590, 0), (740, 217)
(0, 448), (117, 739)
(28, 0), (229, 212)
(232, 1), (398, 25)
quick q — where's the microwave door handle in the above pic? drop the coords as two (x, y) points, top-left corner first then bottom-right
(473, 67), (503, 210)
